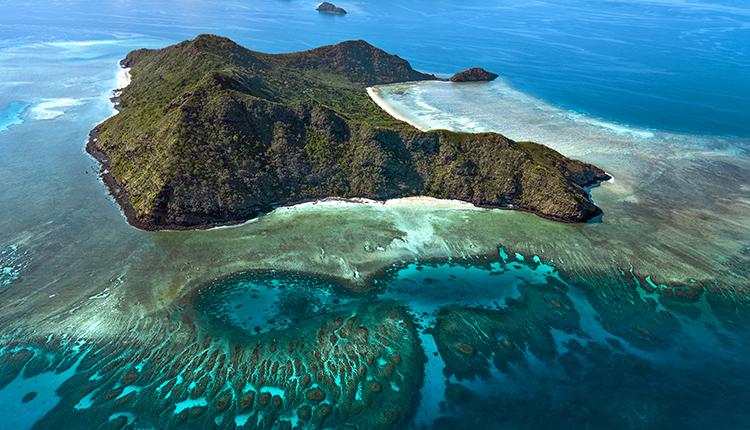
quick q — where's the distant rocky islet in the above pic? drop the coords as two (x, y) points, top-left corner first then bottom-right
(316, 2), (347, 15)
(449, 67), (499, 82)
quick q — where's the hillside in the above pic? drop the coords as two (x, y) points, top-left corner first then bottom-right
(89, 35), (609, 230)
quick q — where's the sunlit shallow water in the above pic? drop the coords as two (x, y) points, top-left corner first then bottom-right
(194, 271), (353, 338)
(2, 251), (748, 429)
(372, 79), (750, 285)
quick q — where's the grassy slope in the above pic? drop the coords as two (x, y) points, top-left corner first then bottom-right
(92, 35), (608, 229)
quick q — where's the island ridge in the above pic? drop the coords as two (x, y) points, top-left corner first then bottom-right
(88, 35), (610, 230)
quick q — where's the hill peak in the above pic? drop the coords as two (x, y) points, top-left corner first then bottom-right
(280, 39), (436, 86)
(184, 34), (244, 53)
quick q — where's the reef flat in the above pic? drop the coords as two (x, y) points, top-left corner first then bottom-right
(2, 249), (749, 429)
(1, 295), (424, 429)
(88, 35), (608, 230)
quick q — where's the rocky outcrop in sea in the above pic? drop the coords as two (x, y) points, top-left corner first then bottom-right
(449, 67), (499, 82)
(317, 2), (347, 15)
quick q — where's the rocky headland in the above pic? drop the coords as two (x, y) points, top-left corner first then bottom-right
(88, 35), (609, 230)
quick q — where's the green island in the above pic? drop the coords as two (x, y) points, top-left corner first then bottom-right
(88, 34), (610, 230)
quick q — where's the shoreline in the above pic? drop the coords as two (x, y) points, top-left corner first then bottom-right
(86, 128), (145, 230)
(109, 65), (131, 115)
(116, 65), (131, 89)
(87, 62), (144, 231)
(366, 86), (428, 131)
(284, 196), (479, 210)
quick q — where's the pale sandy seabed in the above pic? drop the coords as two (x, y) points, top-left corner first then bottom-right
(367, 87), (428, 131)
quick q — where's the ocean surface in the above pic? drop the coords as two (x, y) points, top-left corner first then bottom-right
(0, 1), (749, 429)
(2, 0), (749, 136)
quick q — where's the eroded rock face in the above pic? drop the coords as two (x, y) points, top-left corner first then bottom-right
(449, 67), (499, 82)
(317, 2), (347, 15)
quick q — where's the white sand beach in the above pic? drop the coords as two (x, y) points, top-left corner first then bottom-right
(367, 86), (427, 131)
(284, 196), (478, 211)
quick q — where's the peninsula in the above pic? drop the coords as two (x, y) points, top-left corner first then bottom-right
(88, 35), (609, 230)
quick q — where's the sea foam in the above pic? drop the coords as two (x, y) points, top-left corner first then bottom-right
(29, 98), (84, 120)
(115, 67), (131, 90)
(46, 40), (121, 49)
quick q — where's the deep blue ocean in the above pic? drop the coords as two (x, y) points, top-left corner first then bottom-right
(0, 0), (748, 136)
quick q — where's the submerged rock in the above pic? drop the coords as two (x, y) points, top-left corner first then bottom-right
(449, 67), (499, 82)
(21, 391), (37, 403)
(317, 2), (347, 15)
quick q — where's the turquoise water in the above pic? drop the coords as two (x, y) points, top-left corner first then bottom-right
(195, 271), (352, 338)
(3, 253), (747, 428)
(1, 0), (749, 428)
(370, 254), (750, 429)
(186, 254), (750, 428)
(0, 102), (27, 132)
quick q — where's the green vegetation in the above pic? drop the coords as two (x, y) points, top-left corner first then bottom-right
(90, 34), (609, 229)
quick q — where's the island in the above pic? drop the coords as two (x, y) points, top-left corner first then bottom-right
(87, 35), (610, 230)
(450, 67), (499, 82)
(316, 2), (347, 15)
